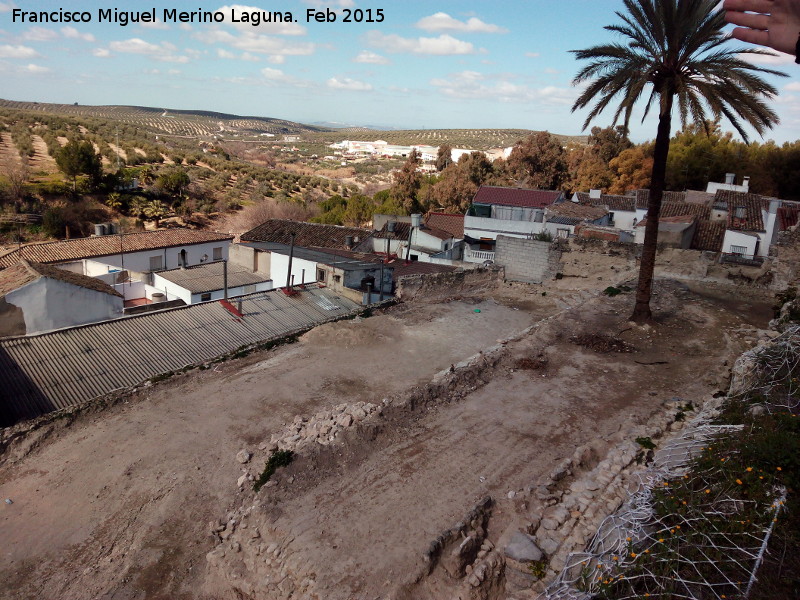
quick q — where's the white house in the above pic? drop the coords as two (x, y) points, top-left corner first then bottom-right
(464, 186), (564, 263)
(152, 261), (273, 304)
(0, 260), (124, 337)
(0, 229), (234, 275)
(372, 212), (465, 264)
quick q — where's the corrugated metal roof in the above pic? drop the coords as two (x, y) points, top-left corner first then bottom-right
(0, 285), (361, 427)
(156, 261), (270, 294)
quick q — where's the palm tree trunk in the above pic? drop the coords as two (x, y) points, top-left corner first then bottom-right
(631, 92), (673, 323)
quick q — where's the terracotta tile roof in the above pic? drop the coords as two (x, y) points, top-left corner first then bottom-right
(0, 229), (234, 269)
(636, 214), (697, 228)
(382, 257), (456, 279)
(0, 260), (122, 297)
(630, 189), (687, 208)
(777, 206), (799, 231)
(577, 192), (637, 212)
(547, 202), (608, 221)
(691, 221), (726, 252)
(659, 201), (711, 220)
(715, 190), (765, 232)
(241, 219), (371, 249)
(425, 213), (464, 238)
(374, 222), (412, 240)
(472, 186), (562, 208)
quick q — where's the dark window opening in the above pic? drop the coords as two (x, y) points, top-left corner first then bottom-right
(317, 269), (326, 282)
(200, 292), (212, 301)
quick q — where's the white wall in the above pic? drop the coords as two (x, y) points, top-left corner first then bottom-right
(190, 281), (272, 303)
(5, 277), (124, 335)
(465, 215), (547, 240)
(722, 230), (759, 258)
(67, 240), (231, 274)
(270, 253), (318, 287)
(609, 209), (638, 232)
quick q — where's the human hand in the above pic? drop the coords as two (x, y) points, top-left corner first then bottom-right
(724, 0), (800, 56)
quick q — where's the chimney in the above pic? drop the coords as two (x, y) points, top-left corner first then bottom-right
(589, 189), (601, 199)
(411, 213), (422, 228)
(345, 235), (354, 249)
(387, 221), (396, 233)
(742, 176), (750, 191)
(725, 172), (735, 185)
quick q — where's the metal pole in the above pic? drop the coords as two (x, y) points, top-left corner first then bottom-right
(286, 232), (296, 290)
(223, 259), (228, 300)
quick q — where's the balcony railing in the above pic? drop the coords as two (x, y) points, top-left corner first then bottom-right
(466, 250), (495, 262)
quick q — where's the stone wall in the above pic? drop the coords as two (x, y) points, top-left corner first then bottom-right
(396, 267), (504, 302)
(494, 236), (560, 284)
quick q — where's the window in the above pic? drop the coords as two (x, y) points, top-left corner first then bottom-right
(444, 242), (449, 251)
(149, 255), (163, 271)
(200, 292), (212, 301)
(410, 255), (419, 261)
(333, 274), (341, 283)
(730, 245), (748, 256)
(608, 212), (615, 226)
(479, 237), (493, 251)
(212, 247), (223, 261)
(317, 269), (326, 282)
(557, 228), (570, 239)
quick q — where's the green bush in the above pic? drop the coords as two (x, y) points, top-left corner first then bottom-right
(253, 449), (294, 492)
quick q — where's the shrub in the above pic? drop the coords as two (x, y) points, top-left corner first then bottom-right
(253, 449), (294, 492)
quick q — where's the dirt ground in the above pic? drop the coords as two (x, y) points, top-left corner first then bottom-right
(0, 277), (774, 600)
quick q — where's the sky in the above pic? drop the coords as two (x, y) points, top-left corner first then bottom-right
(0, 0), (799, 144)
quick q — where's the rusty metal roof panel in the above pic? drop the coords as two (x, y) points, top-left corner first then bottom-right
(0, 286), (361, 426)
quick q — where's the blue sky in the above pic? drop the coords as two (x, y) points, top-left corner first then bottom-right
(1, 1), (798, 143)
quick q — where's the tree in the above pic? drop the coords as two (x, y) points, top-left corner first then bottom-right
(141, 199), (168, 227)
(609, 144), (654, 194)
(436, 144), (453, 171)
(505, 132), (568, 190)
(572, 0), (783, 322)
(55, 139), (102, 191)
(391, 149), (422, 213)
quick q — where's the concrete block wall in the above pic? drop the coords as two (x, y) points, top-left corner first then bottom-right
(494, 236), (557, 283)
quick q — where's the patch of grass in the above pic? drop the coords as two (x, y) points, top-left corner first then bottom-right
(528, 560), (548, 580)
(253, 449), (294, 493)
(636, 436), (656, 450)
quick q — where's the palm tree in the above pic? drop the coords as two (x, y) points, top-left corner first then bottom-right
(572, 0), (784, 322)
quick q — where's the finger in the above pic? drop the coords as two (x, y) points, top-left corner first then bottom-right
(723, 0), (775, 13)
(725, 10), (771, 30)
(730, 27), (772, 46)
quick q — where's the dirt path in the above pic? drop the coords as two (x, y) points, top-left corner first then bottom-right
(0, 281), (773, 600)
(0, 297), (542, 600)
(209, 281), (770, 600)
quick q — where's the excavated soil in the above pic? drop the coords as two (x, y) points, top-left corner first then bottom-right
(0, 279), (774, 600)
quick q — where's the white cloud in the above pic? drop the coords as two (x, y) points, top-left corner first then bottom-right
(304, 0), (354, 7)
(241, 52), (260, 61)
(327, 77), (373, 91)
(0, 2), (16, 12)
(108, 38), (189, 63)
(109, 38), (163, 55)
(179, 23), (193, 31)
(353, 50), (389, 65)
(217, 48), (236, 59)
(92, 48), (111, 58)
(22, 27), (59, 42)
(0, 44), (39, 58)
(140, 19), (170, 30)
(365, 32), (478, 56)
(430, 70), (576, 105)
(61, 26), (96, 42)
(416, 12), (507, 34)
(525, 52), (540, 58)
(168, 69), (181, 75)
(267, 54), (285, 64)
(785, 82), (800, 92)
(261, 67), (287, 80)
(24, 63), (49, 73)
(216, 5), (306, 35)
(196, 28), (314, 56)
